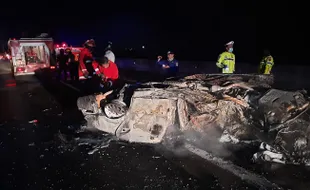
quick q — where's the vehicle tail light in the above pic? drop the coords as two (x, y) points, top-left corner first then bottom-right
(5, 83), (16, 87)
(50, 66), (55, 69)
(5, 79), (16, 87)
(17, 67), (25, 72)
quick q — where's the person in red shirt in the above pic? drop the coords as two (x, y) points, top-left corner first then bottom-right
(93, 56), (119, 89)
(79, 39), (96, 80)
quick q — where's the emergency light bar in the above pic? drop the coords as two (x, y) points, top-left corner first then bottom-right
(55, 43), (67, 48)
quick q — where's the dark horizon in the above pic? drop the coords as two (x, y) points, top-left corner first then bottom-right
(0, 0), (294, 64)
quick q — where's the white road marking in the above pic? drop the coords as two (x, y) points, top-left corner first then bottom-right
(60, 81), (81, 92)
(184, 142), (282, 189)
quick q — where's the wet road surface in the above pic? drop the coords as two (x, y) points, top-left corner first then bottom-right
(1, 60), (310, 190)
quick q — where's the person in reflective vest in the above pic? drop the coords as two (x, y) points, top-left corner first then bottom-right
(79, 39), (95, 80)
(216, 41), (235, 74)
(258, 49), (274, 74)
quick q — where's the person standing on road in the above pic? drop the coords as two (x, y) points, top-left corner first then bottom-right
(216, 41), (235, 74)
(258, 49), (274, 74)
(66, 48), (79, 82)
(156, 51), (179, 78)
(104, 41), (115, 63)
(57, 49), (68, 81)
(79, 39), (96, 80)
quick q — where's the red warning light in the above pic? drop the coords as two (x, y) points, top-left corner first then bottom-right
(17, 67), (25, 72)
(62, 43), (66, 47)
(56, 44), (59, 48)
(5, 83), (16, 87)
(5, 79), (16, 87)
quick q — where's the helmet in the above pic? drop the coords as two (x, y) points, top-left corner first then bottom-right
(225, 41), (234, 46)
(103, 100), (127, 119)
(65, 48), (71, 53)
(167, 51), (174, 55)
(84, 39), (96, 47)
(105, 41), (112, 51)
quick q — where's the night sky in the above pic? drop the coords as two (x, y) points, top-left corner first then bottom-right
(0, 0), (293, 64)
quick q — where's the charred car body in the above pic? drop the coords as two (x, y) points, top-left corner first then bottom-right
(77, 74), (310, 166)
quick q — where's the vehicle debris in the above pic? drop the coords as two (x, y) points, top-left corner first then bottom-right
(28, 119), (38, 124)
(77, 74), (310, 167)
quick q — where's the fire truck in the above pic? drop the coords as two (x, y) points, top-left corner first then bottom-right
(8, 38), (54, 76)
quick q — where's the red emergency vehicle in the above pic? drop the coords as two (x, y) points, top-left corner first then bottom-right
(8, 38), (54, 76)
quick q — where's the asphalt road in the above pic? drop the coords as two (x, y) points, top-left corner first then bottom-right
(0, 61), (251, 190)
(1, 60), (310, 190)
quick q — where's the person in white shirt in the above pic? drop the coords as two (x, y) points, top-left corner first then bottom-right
(104, 41), (115, 63)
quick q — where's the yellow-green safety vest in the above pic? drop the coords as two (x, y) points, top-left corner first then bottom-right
(216, 51), (235, 74)
(259, 55), (274, 74)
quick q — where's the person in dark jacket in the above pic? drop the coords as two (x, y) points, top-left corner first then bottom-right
(156, 51), (179, 78)
(66, 48), (79, 82)
(57, 49), (68, 81)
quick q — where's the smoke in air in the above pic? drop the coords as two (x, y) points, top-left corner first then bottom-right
(158, 124), (232, 158)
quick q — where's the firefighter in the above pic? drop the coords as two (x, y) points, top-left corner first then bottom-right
(258, 49), (274, 74)
(66, 48), (79, 82)
(216, 41), (235, 74)
(157, 51), (179, 78)
(104, 41), (115, 63)
(57, 49), (68, 81)
(79, 39), (96, 80)
(93, 56), (119, 91)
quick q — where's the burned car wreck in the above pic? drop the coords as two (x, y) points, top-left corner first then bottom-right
(77, 74), (310, 166)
